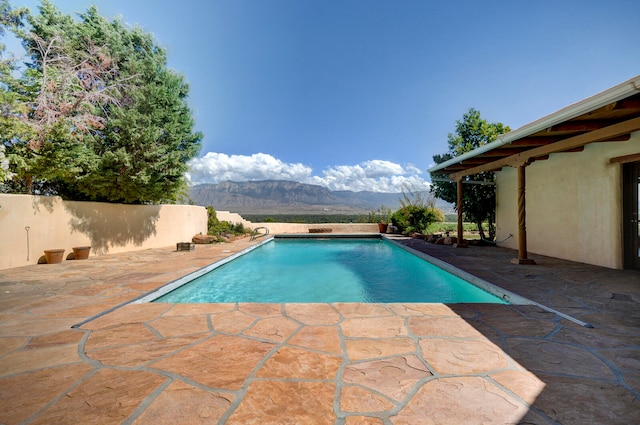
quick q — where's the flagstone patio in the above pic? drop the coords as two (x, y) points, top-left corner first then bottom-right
(0, 237), (638, 424)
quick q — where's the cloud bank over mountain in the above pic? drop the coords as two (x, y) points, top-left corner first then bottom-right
(187, 152), (431, 193)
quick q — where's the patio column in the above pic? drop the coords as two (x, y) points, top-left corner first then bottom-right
(511, 164), (536, 264)
(455, 178), (468, 248)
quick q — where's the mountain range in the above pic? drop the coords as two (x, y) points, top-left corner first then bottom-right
(188, 180), (454, 215)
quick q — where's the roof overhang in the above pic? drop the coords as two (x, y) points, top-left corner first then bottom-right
(428, 75), (640, 179)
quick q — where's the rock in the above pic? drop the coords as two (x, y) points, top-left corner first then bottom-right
(192, 234), (217, 244)
(443, 237), (457, 245)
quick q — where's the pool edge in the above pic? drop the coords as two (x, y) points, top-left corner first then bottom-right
(71, 235), (593, 329)
(71, 238), (274, 329)
(384, 236), (594, 328)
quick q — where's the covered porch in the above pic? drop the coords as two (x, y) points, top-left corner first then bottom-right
(428, 75), (640, 269)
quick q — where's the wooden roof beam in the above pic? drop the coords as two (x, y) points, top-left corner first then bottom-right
(609, 97), (640, 110)
(587, 97), (640, 114)
(559, 147), (584, 153)
(545, 121), (615, 132)
(450, 116), (640, 180)
(509, 137), (561, 147)
(610, 152), (640, 164)
(601, 134), (631, 142)
(509, 140), (550, 147)
(460, 159), (491, 165)
(440, 166), (467, 172)
(480, 148), (524, 157)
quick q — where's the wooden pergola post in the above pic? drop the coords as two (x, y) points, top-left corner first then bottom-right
(511, 164), (536, 264)
(455, 178), (468, 248)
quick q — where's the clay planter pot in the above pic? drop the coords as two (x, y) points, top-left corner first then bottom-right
(378, 223), (388, 233)
(72, 246), (91, 260)
(44, 249), (65, 264)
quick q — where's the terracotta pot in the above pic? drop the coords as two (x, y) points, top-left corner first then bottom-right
(378, 223), (388, 233)
(44, 249), (65, 264)
(72, 246), (91, 260)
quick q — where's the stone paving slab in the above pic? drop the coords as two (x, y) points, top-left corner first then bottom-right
(0, 238), (638, 424)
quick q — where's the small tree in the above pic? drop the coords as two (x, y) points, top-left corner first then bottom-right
(430, 108), (510, 241)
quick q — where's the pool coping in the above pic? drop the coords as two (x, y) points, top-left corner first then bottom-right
(132, 237), (275, 304)
(72, 234), (593, 329)
(386, 237), (594, 328)
(71, 238), (273, 328)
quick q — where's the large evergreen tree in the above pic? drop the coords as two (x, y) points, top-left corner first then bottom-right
(0, 0), (28, 182)
(1, 0), (202, 203)
(430, 108), (510, 241)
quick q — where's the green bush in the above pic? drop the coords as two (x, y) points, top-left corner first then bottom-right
(390, 206), (438, 235)
(206, 206), (250, 236)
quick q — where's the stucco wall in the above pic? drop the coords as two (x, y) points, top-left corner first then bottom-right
(213, 210), (378, 234)
(245, 222), (380, 234)
(495, 132), (639, 269)
(0, 194), (208, 270)
(0, 196), (380, 269)
(215, 211), (252, 227)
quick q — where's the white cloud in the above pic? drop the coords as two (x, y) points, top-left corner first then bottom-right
(187, 152), (313, 184)
(187, 152), (430, 193)
(362, 160), (406, 177)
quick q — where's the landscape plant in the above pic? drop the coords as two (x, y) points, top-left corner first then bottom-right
(363, 205), (392, 224)
(390, 205), (437, 235)
(0, 0), (202, 203)
(429, 108), (510, 241)
(389, 185), (442, 235)
(206, 206), (250, 238)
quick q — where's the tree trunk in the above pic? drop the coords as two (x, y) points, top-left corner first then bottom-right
(488, 221), (496, 241)
(25, 175), (33, 195)
(476, 221), (486, 241)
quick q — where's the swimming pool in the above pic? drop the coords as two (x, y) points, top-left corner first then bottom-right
(150, 237), (509, 304)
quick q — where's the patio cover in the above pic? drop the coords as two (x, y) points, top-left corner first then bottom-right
(428, 75), (640, 263)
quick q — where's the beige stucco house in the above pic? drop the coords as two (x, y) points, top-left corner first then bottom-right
(428, 75), (640, 270)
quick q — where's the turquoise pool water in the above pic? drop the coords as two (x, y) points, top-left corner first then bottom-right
(153, 238), (508, 304)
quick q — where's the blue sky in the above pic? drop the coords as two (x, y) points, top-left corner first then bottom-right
(7, 0), (640, 192)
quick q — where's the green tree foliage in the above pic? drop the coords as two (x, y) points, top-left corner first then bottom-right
(0, 1), (29, 182)
(430, 108), (510, 241)
(0, 144), (10, 180)
(430, 207), (445, 223)
(1, 0), (202, 203)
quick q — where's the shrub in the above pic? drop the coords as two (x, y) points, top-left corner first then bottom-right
(206, 206), (250, 236)
(391, 206), (438, 235)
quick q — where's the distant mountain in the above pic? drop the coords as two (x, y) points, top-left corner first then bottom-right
(188, 180), (455, 215)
